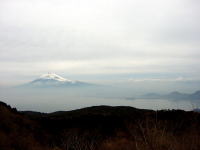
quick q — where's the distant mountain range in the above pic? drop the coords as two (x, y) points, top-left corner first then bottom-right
(141, 90), (200, 101)
(193, 108), (200, 112)
(20, 73), (94, 88)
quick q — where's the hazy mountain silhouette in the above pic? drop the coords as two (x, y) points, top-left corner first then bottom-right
(141, 90), (200, 100)
(19, 73), (95, 88)
(193, 108), (200, 112)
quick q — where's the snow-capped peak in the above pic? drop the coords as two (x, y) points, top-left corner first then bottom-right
(39, 73), (73, 82)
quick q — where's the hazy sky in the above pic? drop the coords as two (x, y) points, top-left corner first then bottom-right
(0, 0), (200, 85)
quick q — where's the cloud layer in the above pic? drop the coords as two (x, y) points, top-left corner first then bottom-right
(0, 0), (200, 85)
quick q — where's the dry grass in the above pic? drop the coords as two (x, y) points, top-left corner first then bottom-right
(99, 115), (200, 150)
(1, 102), (200, 150)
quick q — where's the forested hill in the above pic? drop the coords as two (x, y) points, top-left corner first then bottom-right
(0, 101), (200, 150)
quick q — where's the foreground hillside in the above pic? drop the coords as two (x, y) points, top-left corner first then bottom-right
(0, 101), (200, 150)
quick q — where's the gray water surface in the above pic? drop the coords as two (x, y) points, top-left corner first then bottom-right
(0, 88), (199, 112)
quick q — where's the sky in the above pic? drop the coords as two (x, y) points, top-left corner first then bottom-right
(0, 0), (200, 86)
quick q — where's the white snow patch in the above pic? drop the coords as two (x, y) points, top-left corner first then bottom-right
(40, 73), (74, 82)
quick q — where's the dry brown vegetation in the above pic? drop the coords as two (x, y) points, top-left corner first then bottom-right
(0, 101), (200, 150)
(100, 119), (200, 150)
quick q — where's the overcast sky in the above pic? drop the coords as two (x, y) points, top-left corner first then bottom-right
(0, 0), (200, 85)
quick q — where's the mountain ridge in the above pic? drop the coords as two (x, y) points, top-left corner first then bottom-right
(1, 101), (200, 150)
(141, 90), (200, 100)
(19, 73), (94, 88)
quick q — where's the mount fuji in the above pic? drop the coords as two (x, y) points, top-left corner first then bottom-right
(21, 73), (93, 88)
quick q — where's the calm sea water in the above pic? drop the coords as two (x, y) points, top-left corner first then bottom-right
(0, 88), (199, 112)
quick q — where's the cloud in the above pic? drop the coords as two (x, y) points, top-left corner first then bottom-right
(128, 77), (200, 83)
(0, 57), (199, 76)
(0, 0), (200, 84)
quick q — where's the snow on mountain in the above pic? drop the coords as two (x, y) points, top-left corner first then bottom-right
(39, 73), (74, 82)
(22, 73), (92, 88)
